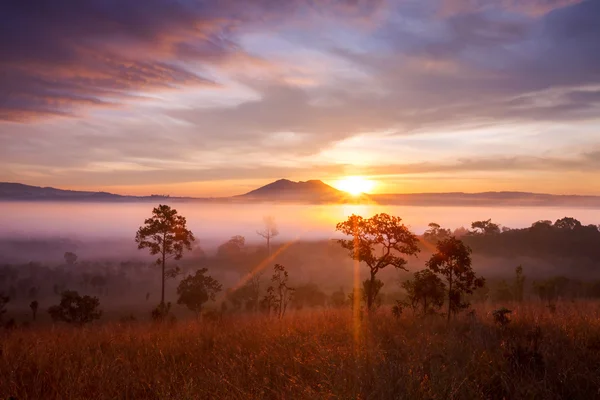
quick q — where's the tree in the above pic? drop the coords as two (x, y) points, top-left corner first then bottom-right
(48, 290), (102, 326)
(336, 213), (420, 311)
(514, 265), (525, 302)
(470, 219), (500, 235)
(402, 270), (446, 315)
(257, 216), (279, 256)
(423, 223), (451, 244)
(136, 204), (195, 306)
(30, 300), (39, 321)
(292, 283), (327, 309)
(361, 278), (384, 309)
(64, 252), (78, 266)
(177, 268), (222, 318)
(217, 235), (246, 259)
(90, 275), (107, 295)
(0, 293), (9, 324)
(262, 264), (294, 318)
(227, 272), (262, 313)
(531, 220), (553, 230)
(426, 237), (485, 321)
(554, 217), (582, 230)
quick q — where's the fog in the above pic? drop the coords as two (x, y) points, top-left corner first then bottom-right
(2, 201), (599, 242)
(1, 201), (599, 319)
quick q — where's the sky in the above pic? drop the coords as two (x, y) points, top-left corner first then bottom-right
(1, 0), (599, 197)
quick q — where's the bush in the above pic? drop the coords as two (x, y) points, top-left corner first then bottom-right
(47, 290), (102, 326)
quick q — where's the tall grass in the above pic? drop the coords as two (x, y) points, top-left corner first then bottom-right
(2, 302), (600, 399)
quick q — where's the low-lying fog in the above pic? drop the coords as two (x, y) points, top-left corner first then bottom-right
(2, 201), (598, 242)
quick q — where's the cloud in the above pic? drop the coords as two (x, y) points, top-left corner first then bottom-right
(0, 0), (599, 194)
(0, 0), (383, 121)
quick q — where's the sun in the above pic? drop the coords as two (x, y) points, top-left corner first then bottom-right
(335, 176), (375, 196)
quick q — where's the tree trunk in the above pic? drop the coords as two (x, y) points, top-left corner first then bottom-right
(161, 233), (166, 306)
(367, 271), (376, 311)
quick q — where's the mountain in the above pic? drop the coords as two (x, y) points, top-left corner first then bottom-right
(240, 179), (353, 202)
(1, 180), (600, 207)
(0, 182), (125, 200)
(0, 182), (171, 201)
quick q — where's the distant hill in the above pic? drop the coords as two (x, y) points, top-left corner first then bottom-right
(0, 182), (170, 201)
(240, 179), (354, 202)
(1, 181), (600, 207)
(0, 182), (125, 200)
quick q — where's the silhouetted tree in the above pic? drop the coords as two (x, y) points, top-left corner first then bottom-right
(48, 290), (102, 326)
(470, 219), (500, 235)
(262, 264), (294, 318)
(514, 265), (525, 302)
(64, 252), (78, 266)
(363, 278), (384, 308)
(423, 223), (451, 244)
(257, 216), (279, 256)
(177, 268), (222, 318)
(30, 300), (38, 321)
(402, 269), (445, 315)
(151, 302), (172, 322)
(90, 275), (107, 295)
(426, 237), (485, 321)
(554, 217), (582, 230)
(217, 235), (246, 259)
(336, 213), (420, 311)
(292, 283), (327, 309)
(0, 293), (9, 324)
(136, 204), (195, 306)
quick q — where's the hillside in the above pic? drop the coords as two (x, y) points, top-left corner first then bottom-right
(240, 179), (354, 202)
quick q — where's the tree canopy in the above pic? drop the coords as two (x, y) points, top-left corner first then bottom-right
(336, 213), (420, 310)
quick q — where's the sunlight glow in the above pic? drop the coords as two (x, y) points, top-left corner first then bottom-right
(335, 176), (376, 196)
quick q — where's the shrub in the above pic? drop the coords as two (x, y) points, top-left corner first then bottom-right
(47, 290), (102, 326)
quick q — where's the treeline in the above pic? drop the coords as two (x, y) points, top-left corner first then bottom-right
(460, 217), (600, 261)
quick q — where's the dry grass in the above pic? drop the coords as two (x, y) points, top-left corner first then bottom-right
(2, 302), (600, 399)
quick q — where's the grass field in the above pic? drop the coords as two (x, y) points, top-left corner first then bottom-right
(2, 302), (600, 399)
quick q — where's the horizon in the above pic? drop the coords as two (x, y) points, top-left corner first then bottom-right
(1, 1), (599, 197)
(4, 178), (600, 199)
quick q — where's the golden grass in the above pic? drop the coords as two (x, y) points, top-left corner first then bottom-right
(2, 302), (600, 399)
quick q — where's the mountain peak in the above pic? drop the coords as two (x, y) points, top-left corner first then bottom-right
(242, 179), (343, 201)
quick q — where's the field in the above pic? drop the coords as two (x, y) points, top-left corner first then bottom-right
(2, 302), (600, 400)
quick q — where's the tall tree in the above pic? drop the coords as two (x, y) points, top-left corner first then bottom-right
(426, 237), (485, 321)
(136, 205), (195, 306)
(257, 216), (279, 256)
(514, 265), (526, 302)
(177, 268), (222, 318)
(336, 213), (420, 311)
(30, 300), (39, 321)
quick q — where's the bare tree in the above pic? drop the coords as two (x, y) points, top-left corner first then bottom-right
(257, 216), (279, 256)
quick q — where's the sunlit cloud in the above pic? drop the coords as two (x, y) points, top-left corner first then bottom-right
(0, 0), (599, 195)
